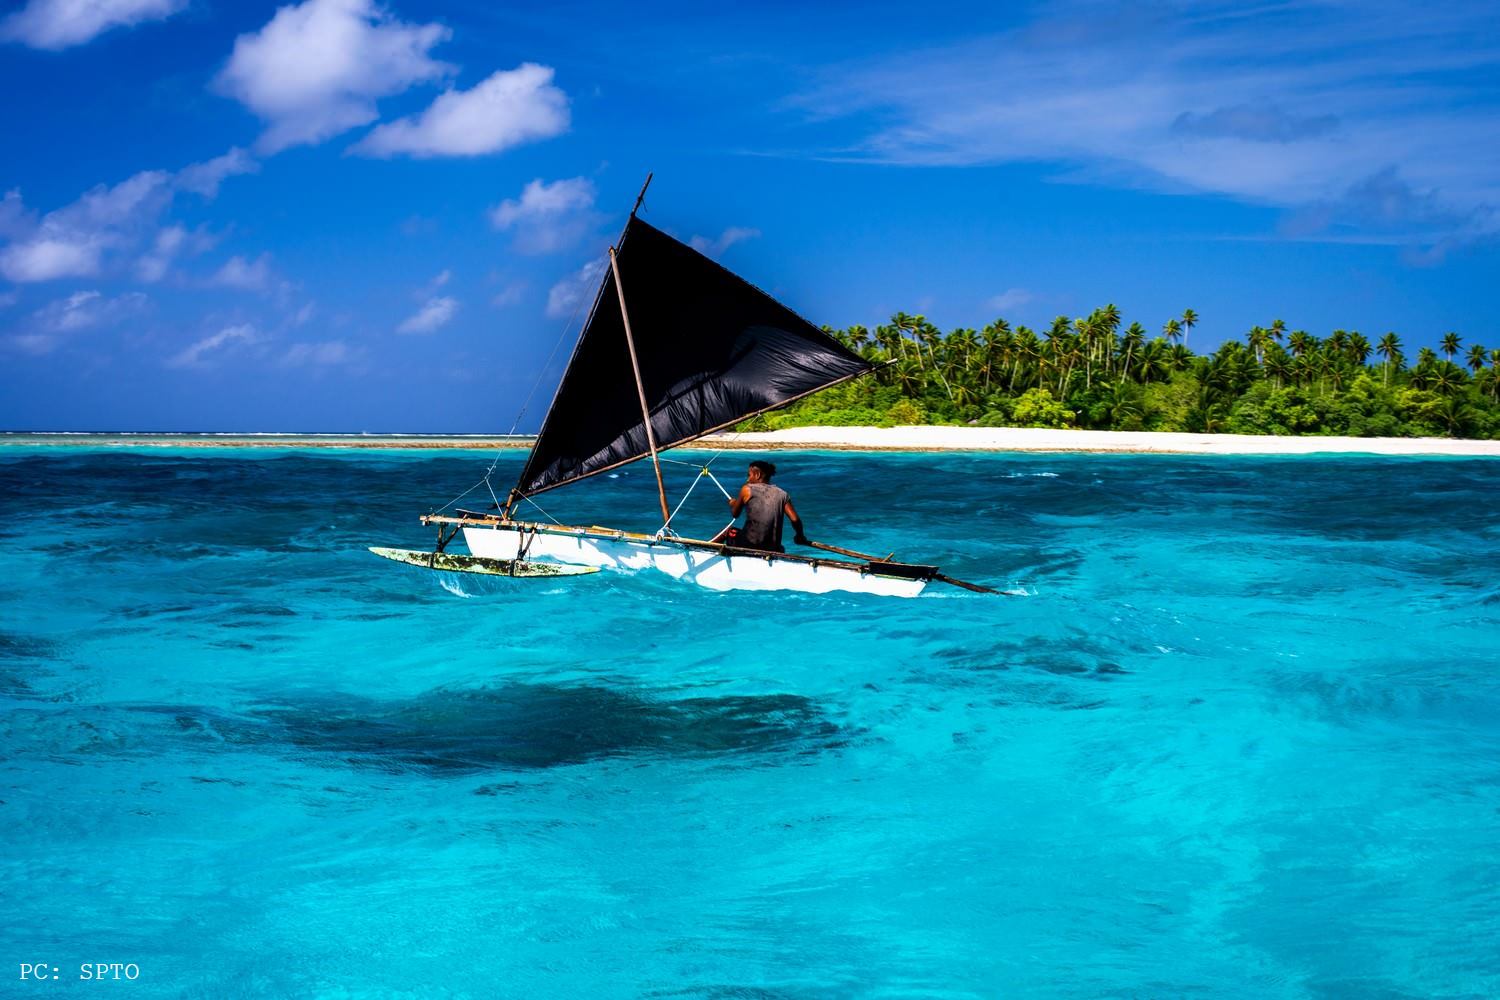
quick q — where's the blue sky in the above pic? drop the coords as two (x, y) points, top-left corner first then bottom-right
(1, 0), (1496, 431)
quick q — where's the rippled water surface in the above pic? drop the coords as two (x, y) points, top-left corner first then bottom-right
(3, 446), (1498, 998)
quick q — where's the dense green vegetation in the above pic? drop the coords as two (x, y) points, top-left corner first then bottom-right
(748, 309), (1500, 438)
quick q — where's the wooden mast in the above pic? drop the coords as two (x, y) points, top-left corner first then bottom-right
(609, 244), (671, 528)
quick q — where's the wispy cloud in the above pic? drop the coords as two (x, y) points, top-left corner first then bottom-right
(9, 289), (147, 355)
(0, 0), (184, 50)
(985, 288), (1034, 313)
(793, 1), (1500, 256)
(490, 283), (525, 308)
(282, 339), (359, 366)
(352, 63), (569, 159)
(0, 148), (257, 283)
(175, 147), (259, 198)
(545, 259), (605, 319)
(397, 295), (457, 334)
(209, 253), (276, 291)
(166, 323), (258, 369)
(0, 171), (170, 282)
(136, 224), (218, 283)
(1171, 104), (1339, 144)
(689, 226), (760, 257)
(215, 0), (452, 154)
(488, 176), (598, 254)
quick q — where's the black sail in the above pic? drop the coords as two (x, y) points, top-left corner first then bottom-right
(513, 217), (875, 498)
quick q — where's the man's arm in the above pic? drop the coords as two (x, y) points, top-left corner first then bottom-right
(728, 484), (751, 516)
(785, 499), (809, 545)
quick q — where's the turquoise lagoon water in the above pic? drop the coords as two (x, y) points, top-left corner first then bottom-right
(2, 446), (1497, 998)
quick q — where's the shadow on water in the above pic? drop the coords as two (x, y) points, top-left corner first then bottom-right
(129, 683), (848, 774)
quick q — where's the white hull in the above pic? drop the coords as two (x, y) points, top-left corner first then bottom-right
(462, 523), (928, 597)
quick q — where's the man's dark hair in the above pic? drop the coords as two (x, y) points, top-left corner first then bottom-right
(750, 460), (776, 480)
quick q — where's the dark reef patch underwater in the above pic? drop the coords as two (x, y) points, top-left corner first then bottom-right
(2, 446), (1498, 996)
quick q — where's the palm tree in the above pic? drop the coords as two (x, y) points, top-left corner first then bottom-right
(1263, 345), (1292, 388)
(875, 323), (904, 363)
(1013, 327), (1043, 390)
(1441, 331), (1461, 364)
(1163, 318), (1183, 346)
(1247, 325), (1270, 364)
(1430, 362), (1464, 397)
(1431, 396), (1475, 437)
(1100, 380), (1145, 428)
(979, 320), (1011, 391)
(1465, 343), (1487, 374)
(1376, 332), (1402, 386)
(1137, 339), (1172, 384)
(890, 312), (924, 368)
(1347, 333), (1372, 367)
(1287, 330), (1315, 358)
(1181, 308), (1198, 351)
(1119, 322), (1146, 381)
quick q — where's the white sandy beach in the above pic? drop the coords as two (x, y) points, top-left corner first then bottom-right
(6, 427), (1498, 455)
(700, 426), (1500, 456)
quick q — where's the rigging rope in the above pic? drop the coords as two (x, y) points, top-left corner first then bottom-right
(507, 275), (592, 437)
(427, 264), (593, 517)
(518, 494), (564, 525)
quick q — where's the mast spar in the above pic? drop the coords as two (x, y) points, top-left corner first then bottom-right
(609, 243), (672, 528)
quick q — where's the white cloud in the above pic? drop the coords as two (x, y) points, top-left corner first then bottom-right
(397, 295), (457, 334)
(490, 177), (594, 229)
(166, 323), (258, 369)
(38, 290), (102, 332)
(1, 237), (105, 282)
(490, 283), (525, 308)
(175, 147), (259, 198)
(428, 268), (451, 288)
(0, 171), (170, 282)
(0, 0), (184, 50)
(545, 259), (606, 319)
(10, 289), (147, 355)
(283, 339), (357, 366)
(1, 150), (252, 284)
(136, 224), (218, 283)
(209, 253), (275, 291)
(796, 2), (1500, 252)
(689, 226), (760, 257)
(487, 176), (597, 254)
(137, 227), (184, 283)
(985, 288), (1034, 313)
(214, 0), (452, 154)
(352, 63), (568, 159)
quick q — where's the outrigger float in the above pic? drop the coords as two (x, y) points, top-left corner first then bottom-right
(372, 177), (996, 598)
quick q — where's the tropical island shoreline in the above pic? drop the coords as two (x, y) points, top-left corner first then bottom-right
(4, 427), (1497, 456)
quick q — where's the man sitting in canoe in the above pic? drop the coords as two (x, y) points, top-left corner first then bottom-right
(724, 460), (809, 553)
